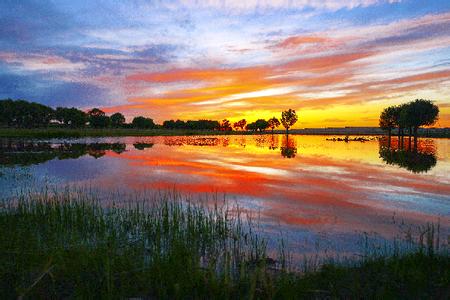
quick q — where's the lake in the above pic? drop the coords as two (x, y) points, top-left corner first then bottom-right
(1, 135), (449, 258)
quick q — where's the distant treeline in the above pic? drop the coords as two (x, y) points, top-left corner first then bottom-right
(0, 99), (217, 130)
(0, 99), (299, 132)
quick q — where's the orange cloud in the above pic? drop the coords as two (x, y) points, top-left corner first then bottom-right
(102, 13), (450, 127)
(274, 35), (328, 48)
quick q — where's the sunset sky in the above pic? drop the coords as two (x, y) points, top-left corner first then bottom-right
(1, 0), (449, 127)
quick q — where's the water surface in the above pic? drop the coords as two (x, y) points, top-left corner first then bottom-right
(1, 135), (449, 256)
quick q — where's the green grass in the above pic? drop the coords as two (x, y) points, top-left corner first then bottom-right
(0, 190), (448, 299)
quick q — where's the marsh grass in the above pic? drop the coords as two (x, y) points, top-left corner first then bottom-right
(0, 189), (448, 299)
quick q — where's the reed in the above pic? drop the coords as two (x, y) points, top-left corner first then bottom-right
(0, 189), (448, 299)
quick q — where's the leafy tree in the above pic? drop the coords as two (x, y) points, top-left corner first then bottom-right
(55, 107), (87, 127)
(245, 122), (257, 131)
(0, 99), (14, 126)
(163, 120), (176, 129)
(402, 99), (439, 149)
(88, 108), (105, 117)
(175, 119), (186, 129)
(110, 112), (126, 128)
(281, 109), (298, 134)
(254, 119), (269, 132)
(0, 99), (54, 128)
(233, 119), (247, 131)
(219, 119), (232, 131)
(268, 117), (280, 134)
(88, 108), (110, 128)
(132, 116), (155, 129)
(379, 106), (397, 146)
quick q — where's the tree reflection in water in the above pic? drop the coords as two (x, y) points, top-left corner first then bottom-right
(0, 141), (127, 166)
(281, 134), (297, 158)
(378, 138), (437, 173)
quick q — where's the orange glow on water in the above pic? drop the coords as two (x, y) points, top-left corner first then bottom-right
(95, 135), (450, 236)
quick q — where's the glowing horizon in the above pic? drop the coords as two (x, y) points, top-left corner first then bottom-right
(1, 1), (449, 127)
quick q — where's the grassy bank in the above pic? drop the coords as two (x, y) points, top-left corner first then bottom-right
(1, 127), (449, 138)
(1, 190), (448, 299)
(0, 128), (252, 138)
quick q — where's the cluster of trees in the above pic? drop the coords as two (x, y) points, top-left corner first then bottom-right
(0, 99), (300, 133)
(0, 99), (54, 128)
(0, 99), (157, 129)
(379, 99), (439, 149)
(231, 110), (298, 134)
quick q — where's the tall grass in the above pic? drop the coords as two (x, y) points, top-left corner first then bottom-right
(0, 189), (448, 299)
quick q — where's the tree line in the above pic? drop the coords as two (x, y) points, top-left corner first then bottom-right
(379, 99), (439, 149)
(0, 99), (299, 132)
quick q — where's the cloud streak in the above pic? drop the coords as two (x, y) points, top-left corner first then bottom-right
(0, 1), (449, 126)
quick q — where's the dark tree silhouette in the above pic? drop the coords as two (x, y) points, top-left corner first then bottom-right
(0, 99), (54, 128)
(55, 107), (87, 127)
(132, 116), (155, 129)
(245, 122), (257, 132)
(87, 108), (105, 117)
(233, 119), (247, 131)
(381, 100), (439, 151)
(281, 109), (298, 134)
(88, 108), (110, 128)
(379, 106), (397, 147)
(268, 117), (281, 134)
(254, 119), (269, 132)
(219, 119), (232, 131)
(402, 99), (439, 149)
(110, 112), (126, 128)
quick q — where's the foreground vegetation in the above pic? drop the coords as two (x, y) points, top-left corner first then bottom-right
(1, 190), (448, 299)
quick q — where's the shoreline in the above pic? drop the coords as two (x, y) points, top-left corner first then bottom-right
(0, 127), (449, 138)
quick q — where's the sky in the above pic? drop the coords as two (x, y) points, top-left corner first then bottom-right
(1, 0), (450, 127)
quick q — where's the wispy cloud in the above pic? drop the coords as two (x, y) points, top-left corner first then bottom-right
(0, 0), (448, 126)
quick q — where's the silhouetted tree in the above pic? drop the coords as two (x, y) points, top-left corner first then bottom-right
(403, 99), (439, 149)
(110, 112), (125, 128)
(245, 122), (257, 132)
(163, 120), (176, 129)
(281, 109), (298, 134)
(268, 117), (280, 134)
(379, 106), (397, 147)
(55, 107), (87, 127)
(0, 99), (54, 128)
(233, 119), (247, 131)
(174, 119), (186, 129)
(254, 119), (269, 132)
(132, 116), (155, 129)
(219, 119), (232, 131)
(88, 108), (110, 128)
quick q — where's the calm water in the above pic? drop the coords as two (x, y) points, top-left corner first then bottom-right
(1, 135), (449, 257)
